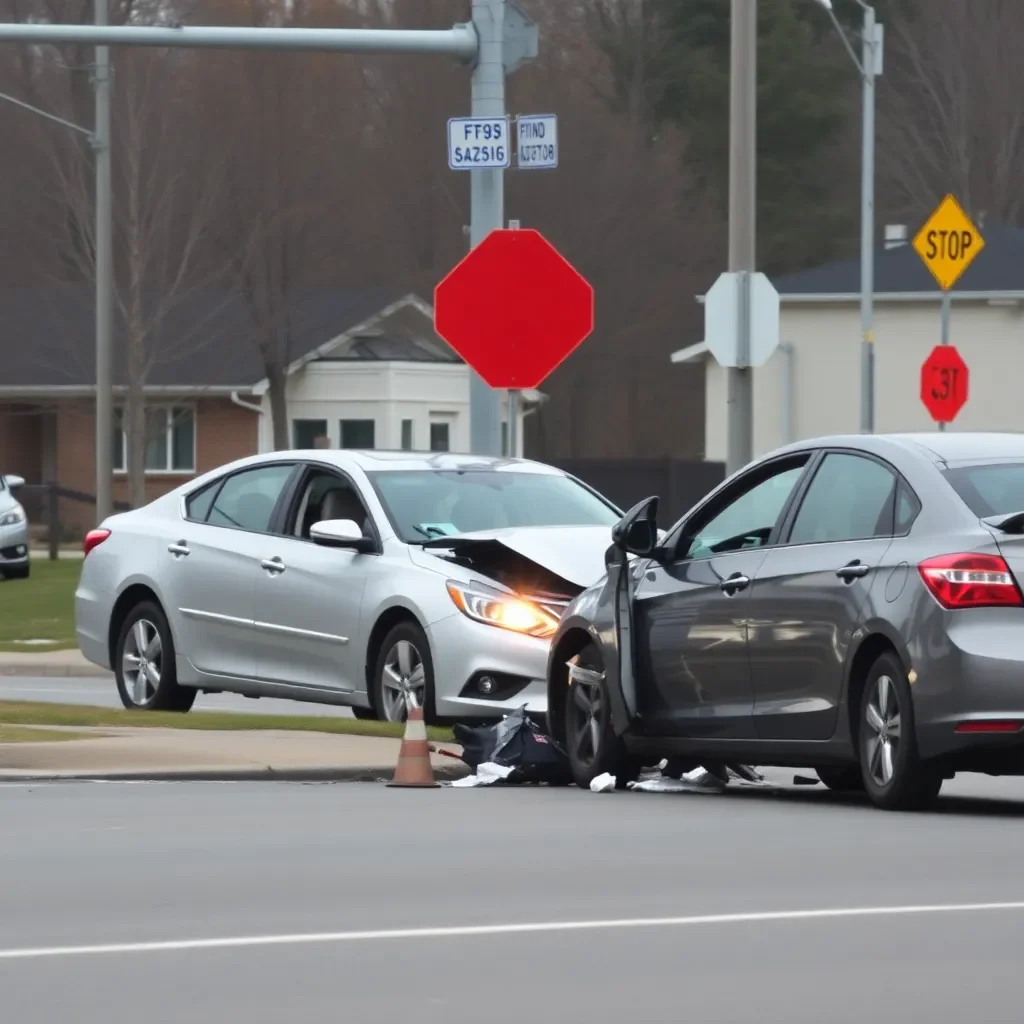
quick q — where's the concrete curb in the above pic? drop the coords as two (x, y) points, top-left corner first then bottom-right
(0, 663), (111, 678)
(0, 763), (471, 784)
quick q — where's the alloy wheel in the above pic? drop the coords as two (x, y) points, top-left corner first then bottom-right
(381, 640), (425, 722)
(864, 673), (901, 787)
(568, 673), (605, 769)
(122, 618), (162, 707)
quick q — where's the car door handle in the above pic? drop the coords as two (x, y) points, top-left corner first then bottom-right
(261, 557), (286, 575)
(167, 542), (190, 558)
(719, 573), (750, 593)
(836, 561), (870, 581)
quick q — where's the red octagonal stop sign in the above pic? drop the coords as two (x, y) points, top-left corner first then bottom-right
(434, 228), (595, 390)
(920, 344), (970, 423)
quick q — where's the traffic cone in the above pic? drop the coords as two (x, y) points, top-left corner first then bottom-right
(387, 691), (439, 788)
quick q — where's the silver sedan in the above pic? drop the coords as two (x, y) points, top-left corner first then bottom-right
(0, 474), (30, 579)
(75, 451), (622, 722)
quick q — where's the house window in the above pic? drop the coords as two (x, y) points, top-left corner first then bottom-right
(401, 419), (414, 451)
(429, 421), (450, 452)
(113, 406), (195, 473)
(341, 419), (375, 449)
(293, 419), (327, 449)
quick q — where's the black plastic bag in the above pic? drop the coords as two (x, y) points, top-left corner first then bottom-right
(452, 706), (573, 786)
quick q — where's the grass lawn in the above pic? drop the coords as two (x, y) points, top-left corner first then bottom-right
(0, 701), (456, 743)
(0, 724), (97, 744)
(0, 559), (80, 652)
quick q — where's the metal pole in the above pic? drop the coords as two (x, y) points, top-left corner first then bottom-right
(860, 4), (876, 434)
(938, 290), (951, 433)
(507, 389), (519, 457)
(725, 0), (756, 476)
(467, 0), (504, 457)
(0, 22), (478, 57)
(93, 0), (113, 524)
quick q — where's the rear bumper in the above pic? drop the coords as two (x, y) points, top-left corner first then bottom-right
(74, 583), (113, 671)
(915, 611), (1024, 764)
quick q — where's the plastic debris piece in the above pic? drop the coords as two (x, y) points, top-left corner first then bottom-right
(590, 772), (617, 793)
(793, 775), (821, 786)
(627, 770), (727, 795)
(449, 762), (515, 788)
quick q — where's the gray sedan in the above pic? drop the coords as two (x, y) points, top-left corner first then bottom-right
(547, 432), (1024, 810)
(75, 451), (621, 722)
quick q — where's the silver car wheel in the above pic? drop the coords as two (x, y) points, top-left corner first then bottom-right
(568, 674), (604, 768)
(381, 639), (426, 722)
(864, 673), (901, 787)
(122, 618), (162, 707)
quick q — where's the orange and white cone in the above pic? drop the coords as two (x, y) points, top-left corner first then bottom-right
(387, 691), (439, 788)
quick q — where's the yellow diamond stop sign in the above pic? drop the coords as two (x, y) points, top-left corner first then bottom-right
(912, 195), (985, 291)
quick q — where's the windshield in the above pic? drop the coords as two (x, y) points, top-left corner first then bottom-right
(943, 462), (1024, 517)
(367, 470), (620, 542)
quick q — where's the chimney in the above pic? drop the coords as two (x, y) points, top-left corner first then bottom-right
(884, 224), (908, 249)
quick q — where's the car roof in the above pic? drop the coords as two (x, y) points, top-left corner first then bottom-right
(771, 432), (1024, 466)
(273, 450), (567, 475)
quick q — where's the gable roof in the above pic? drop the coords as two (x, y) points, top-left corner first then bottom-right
(0, 285), (426, 392)
(767, 222), (1024, 300)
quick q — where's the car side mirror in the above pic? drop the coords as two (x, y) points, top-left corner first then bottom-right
(310, 518), (374, 553)
(611, 495), (660, 557)
(3, 475), (24, 490)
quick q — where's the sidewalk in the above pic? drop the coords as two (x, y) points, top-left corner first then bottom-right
(0, 725), (467, 782)
(0, 649), (109, 677)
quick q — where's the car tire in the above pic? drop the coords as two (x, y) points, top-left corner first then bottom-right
(372, 621), (435, 724)
(4, 563), (29, 580)
(114, 601), (196, 712)
(858, 652), (942, 811)
(351, 706), (377, 721)
(564, 643), (642, 790)
(815, 765), (864, 793)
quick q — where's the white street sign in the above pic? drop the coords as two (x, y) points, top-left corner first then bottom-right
(447, 116), (510, 171)
(516, 113), (558, 169)
(704, 271), (780, 368)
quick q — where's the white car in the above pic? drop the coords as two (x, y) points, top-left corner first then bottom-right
(75, 451), (622, 721)
(0, 475), (29, 579)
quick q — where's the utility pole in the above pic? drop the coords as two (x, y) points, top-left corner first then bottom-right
(93, 0), (113, 524)
(859, 3), (877, 434)
(725, 0), (756, 476)
(467, 0), (505, 458)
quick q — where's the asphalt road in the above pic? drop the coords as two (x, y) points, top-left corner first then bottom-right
(0, 674), (355, 717)
(3, 774), (1024, 1022)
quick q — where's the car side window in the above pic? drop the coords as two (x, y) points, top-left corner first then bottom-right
(894, 481), (921, 534)
(206, 464), (296, 533)
(288, 469), (372, 540)
(788, 453), (897, 545)
(681, 462), (808, 561)
(185, 480), (220, 522)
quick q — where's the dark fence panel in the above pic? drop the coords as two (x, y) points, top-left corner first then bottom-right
(549, 458), (726, 527)
(17, 483), (131, 558)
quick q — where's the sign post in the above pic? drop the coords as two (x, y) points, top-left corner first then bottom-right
(911, 194), (984, 430)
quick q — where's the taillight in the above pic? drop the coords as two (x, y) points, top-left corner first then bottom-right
(955, 720), (1024, 734)
(918, 553), (1022, 609)
(83, 528), (111, 557)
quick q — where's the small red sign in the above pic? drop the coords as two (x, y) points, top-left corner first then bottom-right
(434, 228), (595, 390)
(920, 344), (969, 423)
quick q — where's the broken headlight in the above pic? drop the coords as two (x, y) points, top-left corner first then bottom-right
(445, 580), (560, 639)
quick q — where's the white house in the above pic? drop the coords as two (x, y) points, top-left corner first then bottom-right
(247, 293), (543, 456)
(671, 222), (1024, 462)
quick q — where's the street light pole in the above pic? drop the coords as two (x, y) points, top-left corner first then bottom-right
(93, 0), (113, 524)
(725, 0), (756, 476)
(816, 0), (881, 434)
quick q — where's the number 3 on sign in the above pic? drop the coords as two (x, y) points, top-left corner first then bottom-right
(931, 365), (958, 401)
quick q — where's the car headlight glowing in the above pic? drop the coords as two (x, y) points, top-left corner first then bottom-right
(446, 580), (560, 639)
(0, 508), (24, 527)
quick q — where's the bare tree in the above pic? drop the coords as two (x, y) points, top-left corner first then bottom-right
(879, 0), (1024, 226)
(38, 44), (230, 506)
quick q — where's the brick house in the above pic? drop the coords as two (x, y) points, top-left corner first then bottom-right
(0, 287), (541, 535)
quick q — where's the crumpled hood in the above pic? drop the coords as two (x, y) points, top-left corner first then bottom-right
(419, 525), (614, 591)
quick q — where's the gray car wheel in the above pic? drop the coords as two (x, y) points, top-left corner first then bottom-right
(564, 644), (641, 790)
(114, 601), (196, 712)
(372, 621), (435, 724)
(858, 652), (942, 811)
